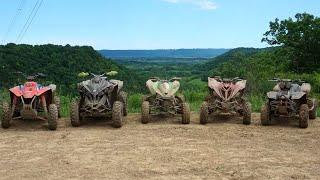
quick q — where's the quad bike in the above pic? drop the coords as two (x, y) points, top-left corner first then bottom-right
(1, 73), (60, 130)
(199, 76), (251, 125)
(141, 77), (190, 124)
(70, 72), (127, 128)
(260, 78), (317, 128)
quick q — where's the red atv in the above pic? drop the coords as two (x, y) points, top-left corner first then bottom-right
(1, 73), (60, 130)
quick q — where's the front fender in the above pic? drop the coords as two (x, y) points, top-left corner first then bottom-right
(37, 87), (52, 96)
(291, 92), (306, 100)
(9, 86), (23, 97)
(266, 91), (277, 99)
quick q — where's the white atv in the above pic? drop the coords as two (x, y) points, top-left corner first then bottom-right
(141, 77), (190, 124)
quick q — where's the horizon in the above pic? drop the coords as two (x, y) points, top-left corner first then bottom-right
(1, 0), (319, 49)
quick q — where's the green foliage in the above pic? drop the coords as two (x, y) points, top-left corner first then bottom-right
(262, 13), (320, 72)
(0, 44), (144, 94)
(128, 93), (143, 113)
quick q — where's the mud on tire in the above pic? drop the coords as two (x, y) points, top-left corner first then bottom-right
(1, 102), (12, 129)
(141, 101), (150, 124)
(200, 102), (209, 125)
(70, 99), (81, 127)
(48, 104), (58, 130)
(54, 96), (61, 117)
(261, 103), (271, 126)
(112, 101), (123, 128)
(299, 104), (309, 128)
(181, 102), (190, 124)
(242, 102), (251, 125)
(308, 98), (318, 120)
(118, 91), (128, 116)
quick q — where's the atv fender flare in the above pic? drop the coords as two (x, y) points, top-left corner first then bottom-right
(9, 86), (23, 97)
(266, 91), (278, 99)
(36, 87), (52, 96)
(291, 92), (307, 100)
(110, 79), (123, 93)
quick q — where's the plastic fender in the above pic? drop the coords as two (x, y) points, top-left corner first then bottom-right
(208, 77), (223, 99)
(9, 86), (23, 97)
(167, 80), (180, 97)
(291, 92), (306, 100)
(235, 80), (246, 90)
(37, 87), (51, 96)
(301, 83), (311, 94)
(146, 80), (157, 95)
(110, 79), (123, 92)
(266, 91), (278, 99)
(231, 80), (246, 97)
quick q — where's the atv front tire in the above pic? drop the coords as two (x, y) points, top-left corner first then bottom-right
(112, 101), (123, 128)
(70, 100), (81, 127)
(54, 96), (61, 117)
(309, 98), (318, 120)
(1, 102), (11, 129)
(242, 102), (251, 125)
(260, 103), (271, 126)
(299, 104), (309, 128)
(181, 103), (190, 124)
(141, 101), (150, 124)
(48, 104), (58, 130)
(118, 91), (128, 116)
(200, 102), (209, 125)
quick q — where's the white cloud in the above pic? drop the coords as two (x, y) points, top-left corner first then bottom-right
(163, 0), (217, 10)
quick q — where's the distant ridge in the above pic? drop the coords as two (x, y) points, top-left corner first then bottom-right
(98, 48), (230, 59)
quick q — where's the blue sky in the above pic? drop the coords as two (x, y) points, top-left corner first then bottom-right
(0, 0), (319, 49)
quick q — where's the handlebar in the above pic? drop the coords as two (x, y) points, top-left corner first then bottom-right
(212, 76), (244, 83)
(268, 78), (305, 83)
(149, 77), (181, 82)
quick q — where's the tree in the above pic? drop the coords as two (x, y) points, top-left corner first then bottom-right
(262, 13), (320, 72)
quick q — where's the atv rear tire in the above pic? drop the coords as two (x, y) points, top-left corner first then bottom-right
(48, 104), (58, 130)
(54, 96), (61, 118)
(112, 101), (123, 128)
(70, 100), (81, 127)
(299, 104), (309, 128)
(141, 101), (150, 124)
(261, 103), (271, 126)
(309, 98), (317, 120)
(181, 103), (190, 124)
(200, 102), (209, 125)
(1, 102), (11, 129)
(118, 91), (128, 116)
(242, 102), (251, 125)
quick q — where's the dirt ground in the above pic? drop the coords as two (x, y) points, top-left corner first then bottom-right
(0, 113), (319, 180)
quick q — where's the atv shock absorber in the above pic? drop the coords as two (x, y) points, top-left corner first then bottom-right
(41, 95), (48, 115)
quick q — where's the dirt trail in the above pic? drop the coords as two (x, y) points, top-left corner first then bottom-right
(0, 113), (320, 179)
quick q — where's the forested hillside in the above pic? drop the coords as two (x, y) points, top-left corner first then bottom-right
(99, 48), (229, 59)
(0, 44), (144, 94)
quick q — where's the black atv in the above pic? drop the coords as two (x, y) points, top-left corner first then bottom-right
(261, 78), (317, 128)
(70, 72), (127, 128)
